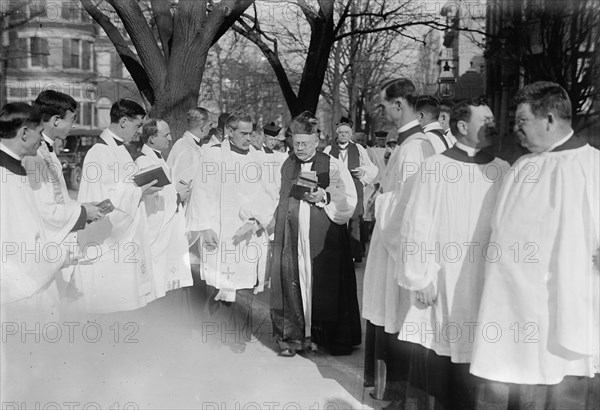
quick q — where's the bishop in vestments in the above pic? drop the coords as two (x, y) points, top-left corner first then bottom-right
(270, 111), (361, 357)
(470, 82), (599, 409)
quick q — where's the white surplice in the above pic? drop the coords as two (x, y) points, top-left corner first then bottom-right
(362, 126), (435, 333)
(323, 141), (379, 186)
(166, 131), (203, 211)
(185, 140), (277, 300)
(297, 155), (357, 336)
(1, 145), (65, 321)
(395, 151), (510, 362)
(423, 121), (452, 154)
(136, 144), (192, 299)
(22, 135), (84, 284)
(470, 143), (600, 384)
(74, 129), (155, 313)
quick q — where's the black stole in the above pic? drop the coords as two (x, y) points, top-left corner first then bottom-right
(429, 128), (450, 149)
(442, 145), (495, 164)
(271, 152), (347, 340)
(397, 124), (424, 145)
(0, 150), (27, 176)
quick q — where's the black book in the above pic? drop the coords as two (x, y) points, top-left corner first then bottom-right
(133, 164), (171, 187)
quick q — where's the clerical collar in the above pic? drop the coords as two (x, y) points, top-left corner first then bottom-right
(338, 142), (350, 150)
(443, 144), (494, 164)
(42, 133), (55, 152)
(150, 147), (163, 159)
(454, 141), (481, 157)
(398, 119), (420, 134)
(546, 131), (574, 152)
(186, 131), (202, 146)
(0, 142), (22, 160)
(423, 122), (443, 132)
(229, 143), (249, 155)
(297, 152), (316, 163)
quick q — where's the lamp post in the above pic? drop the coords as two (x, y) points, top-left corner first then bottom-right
(438, 61), (456, 99)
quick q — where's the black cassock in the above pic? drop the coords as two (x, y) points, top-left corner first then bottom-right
(269, 152), (361, 355)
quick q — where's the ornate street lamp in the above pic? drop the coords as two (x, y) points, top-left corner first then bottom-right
(438, 61), (456, 99)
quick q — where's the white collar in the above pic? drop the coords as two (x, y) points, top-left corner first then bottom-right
(0, 142), (22, 160)
(106, 129), (125, 143)
(338, 141), (351, 149)
(184, 130), (201, 144)
(398, 119), (420, 134)
(455, 141), (481, 157)
(42, 132), (54, 147)
(151, 147), (162, 156)
(423, 122), (443, 132)
(546, 130), (574, 152)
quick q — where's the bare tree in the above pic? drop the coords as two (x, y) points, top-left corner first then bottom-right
(486, 0), (600, 132)
(233, 0), (448, 116)
(79, 0), (255, 139)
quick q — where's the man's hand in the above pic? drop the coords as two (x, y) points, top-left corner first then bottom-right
(415, 281), (437, 306)
(83, 202), (103, 222)
(200, 229), (219, 251)
(141, 179), (162, 196)
(304, 188), (325, 204)
(232, 221), (258, 245)
(351, 168), (365, 179)
(176, 180), (192, 203)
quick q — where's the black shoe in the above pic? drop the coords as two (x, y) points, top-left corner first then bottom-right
(277, 348), (296, 357)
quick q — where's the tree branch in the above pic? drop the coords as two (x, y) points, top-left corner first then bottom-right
(150, 0), (173, 60)
(80, 0), (155, 105)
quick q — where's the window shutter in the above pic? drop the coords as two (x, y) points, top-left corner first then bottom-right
(41, 38), (49, 67)
(17, 38), (27, 68)
(82, 41), (90, 70)
(63, 38), (71, 68)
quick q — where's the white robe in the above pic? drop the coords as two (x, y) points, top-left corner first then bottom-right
(363, 147), (386, 222)
(1, 146), (65, 321)
(297, 156), (357, 336)
(185, 140), (277, 300)
(136, 144), (193, 299)
(22, 139), (83, 284)
(395, 153), (510, 362)
(75, 129), (155, 313)
(470, 144), (600, 384)
(362, 130), (435, 333)
(423, 122), (452, 154)
(166, 131), (203, 213)
(323, 141), (379, 186)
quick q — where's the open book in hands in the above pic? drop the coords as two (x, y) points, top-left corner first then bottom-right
(133, 164), (171, 187)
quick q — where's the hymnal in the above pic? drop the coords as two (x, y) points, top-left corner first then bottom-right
(133, 164), (171, 187)
(291, 170), (318, 200)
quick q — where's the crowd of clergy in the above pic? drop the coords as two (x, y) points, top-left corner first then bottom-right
(1, 78), (598, 410)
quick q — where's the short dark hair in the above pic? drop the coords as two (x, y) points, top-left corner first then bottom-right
(513, 81), (572, 121)
(110, 99), (146, 123)
(0, 102), (42, 139)
(140, 118), (160, 144)
(290, 111), (319, 135)
(225, 111), (253, 130)
(416, 95), (441, 119)
(218, 112), (230, 131)
(34, 90), (77, 122)
(449, 96), (488, 137)
(439, 99), (454, 113)
(380, 78), (418, 108)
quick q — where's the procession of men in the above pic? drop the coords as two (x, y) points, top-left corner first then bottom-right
(1, 80), (598, 409)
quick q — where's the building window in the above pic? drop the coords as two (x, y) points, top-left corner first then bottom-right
(111, 52), (123, 78)
(30, 37), (49, 67)
(70, 39), (80, 68)
(82, 41), (91, 70)
(61, 2), (79, 21)
(29, 1), (47, 18)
